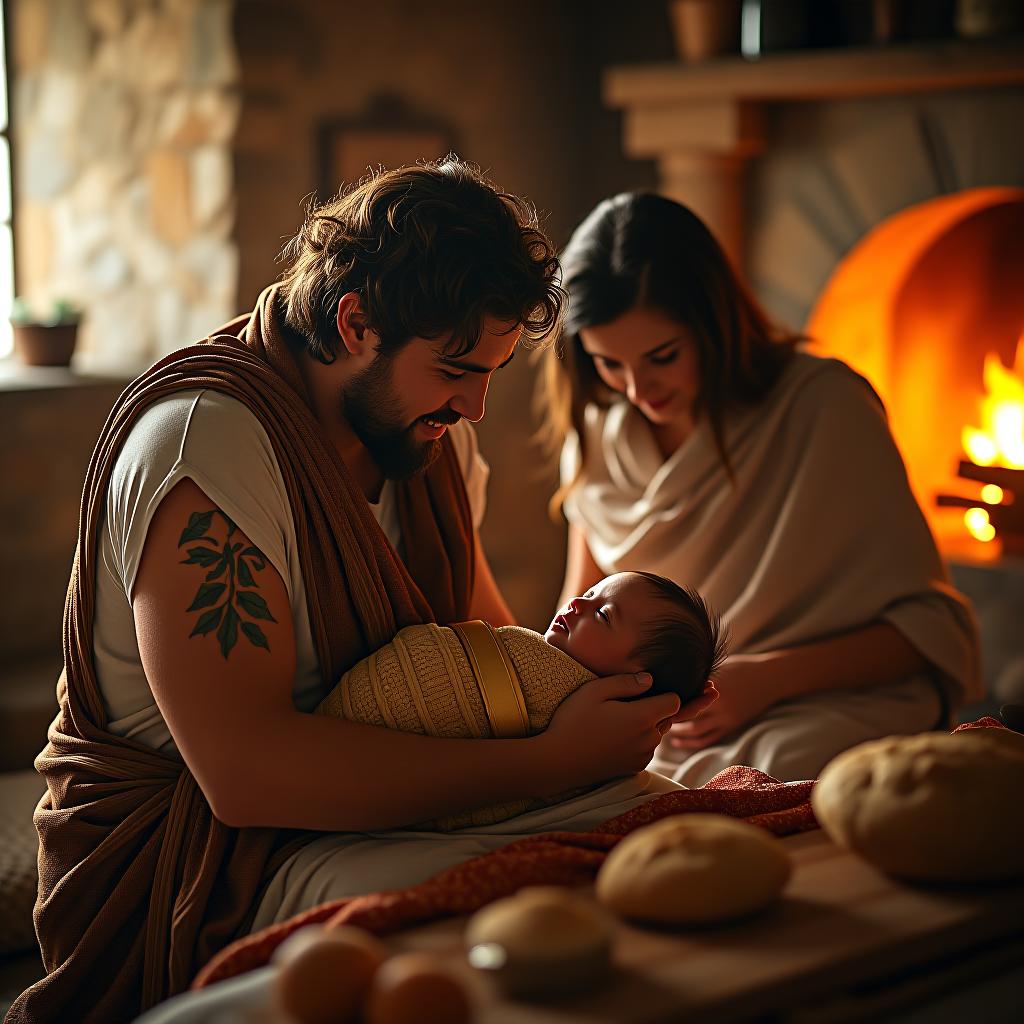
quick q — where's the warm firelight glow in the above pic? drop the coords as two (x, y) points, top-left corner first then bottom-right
(962, 338), (1024, 469)
(807, 187), (1024, 558)
(981, 484), (1004, 504)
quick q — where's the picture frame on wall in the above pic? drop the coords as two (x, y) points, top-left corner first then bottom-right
(317, 96), (454, 201)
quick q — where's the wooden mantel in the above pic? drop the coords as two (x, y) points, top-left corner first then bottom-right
(603, 39), (1024, 266)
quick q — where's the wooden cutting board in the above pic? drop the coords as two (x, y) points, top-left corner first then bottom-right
(390, 828), (1024, 1022)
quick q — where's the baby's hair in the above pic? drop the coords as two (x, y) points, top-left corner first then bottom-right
(628, 571), (728, 704)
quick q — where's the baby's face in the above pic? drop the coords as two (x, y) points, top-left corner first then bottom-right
(544, 572), (657, 677)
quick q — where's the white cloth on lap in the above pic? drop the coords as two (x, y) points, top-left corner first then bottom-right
(251, 769), (683, 930)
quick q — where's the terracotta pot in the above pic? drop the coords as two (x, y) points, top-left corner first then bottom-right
(12, 322), (79, 367)
(669, 0), (741, 62)
(955, 0), (1024, 38)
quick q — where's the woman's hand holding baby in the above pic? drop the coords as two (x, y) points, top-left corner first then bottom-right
(536, 672), (680, 792)
(666, 625), (933, 752)
(666, 655), (774, 750)
(666, 681), (719, 727)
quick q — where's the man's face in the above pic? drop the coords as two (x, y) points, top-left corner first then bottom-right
(341, 316), (521, 480)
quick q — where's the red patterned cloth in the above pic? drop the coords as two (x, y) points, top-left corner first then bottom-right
(193, 765), (816, 988)
(952, 715), (1004, 732)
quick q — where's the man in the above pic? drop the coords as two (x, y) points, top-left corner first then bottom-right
(8, 159), (684, 1023)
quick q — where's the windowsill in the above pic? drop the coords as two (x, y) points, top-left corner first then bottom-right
(0, 357), (139, 392)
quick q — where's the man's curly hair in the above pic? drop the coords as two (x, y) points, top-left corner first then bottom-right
(278, 157), (564, 362)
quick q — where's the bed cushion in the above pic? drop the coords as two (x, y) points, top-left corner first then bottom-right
(0, 770), (44, 955)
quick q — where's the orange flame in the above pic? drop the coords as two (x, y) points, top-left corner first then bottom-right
(962, 337), (1024, 469)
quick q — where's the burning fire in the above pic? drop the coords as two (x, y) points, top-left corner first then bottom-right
(961, 337), (1024, 543)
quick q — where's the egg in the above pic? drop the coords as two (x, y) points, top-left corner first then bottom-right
(364, 952), (473, 1024)
(272, 924), (388, 1024)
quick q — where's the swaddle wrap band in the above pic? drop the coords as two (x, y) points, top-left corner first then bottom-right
(392, 629), (439, 735)
(451, 620), (530, 738)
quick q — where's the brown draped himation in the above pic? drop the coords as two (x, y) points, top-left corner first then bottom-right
(5, 285), (475, 1023)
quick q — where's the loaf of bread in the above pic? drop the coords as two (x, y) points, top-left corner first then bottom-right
(811, 728), (1024, 882)
(596, 814), (792, 924)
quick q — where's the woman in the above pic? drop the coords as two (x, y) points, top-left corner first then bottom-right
(543, 192), (980, 787)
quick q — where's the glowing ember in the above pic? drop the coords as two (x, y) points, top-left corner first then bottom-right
(962, 338), (1024, 469)
(964, 507), (996, 543)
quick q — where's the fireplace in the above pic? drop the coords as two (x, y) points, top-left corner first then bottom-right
(807, 186), (1024, 561)
(604, 40), (1024, 562)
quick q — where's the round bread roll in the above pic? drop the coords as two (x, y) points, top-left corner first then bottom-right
(951, 724), (1024, 758)
(595, 814), (792, 924)
(812, 730), (1024, 882)
(465, 886), (614, 998)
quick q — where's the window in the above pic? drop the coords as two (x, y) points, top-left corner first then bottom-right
(0, 4), (12, 357)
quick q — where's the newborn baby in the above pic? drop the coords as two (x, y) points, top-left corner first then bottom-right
(543, 571), (724, 703)
(316, 571), (726, 829)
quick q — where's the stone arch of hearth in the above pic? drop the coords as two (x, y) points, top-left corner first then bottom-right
(744, 91), (1024, 333)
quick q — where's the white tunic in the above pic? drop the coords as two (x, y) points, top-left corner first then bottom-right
(93, 389), (489, 755)
(561, 353), (980, 786)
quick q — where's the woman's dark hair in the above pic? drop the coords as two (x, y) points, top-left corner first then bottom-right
(540, 192), (802, 513)
(630, 572), (728, 704)
(279, 157), (564, 362)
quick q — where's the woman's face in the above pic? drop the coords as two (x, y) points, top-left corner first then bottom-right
(578, 306), (700, 428)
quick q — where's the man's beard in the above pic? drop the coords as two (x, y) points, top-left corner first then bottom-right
(341, 354), (460, 480)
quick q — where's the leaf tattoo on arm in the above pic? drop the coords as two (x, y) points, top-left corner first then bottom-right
(178, 511), (278, 658)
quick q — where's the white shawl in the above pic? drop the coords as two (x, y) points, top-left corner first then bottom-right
(562, 352), (981, 706)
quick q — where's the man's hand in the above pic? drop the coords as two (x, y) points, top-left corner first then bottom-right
(666, 656), (775, 751)
(537, 672), (681, 793)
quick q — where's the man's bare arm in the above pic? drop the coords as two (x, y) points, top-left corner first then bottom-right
(133, 479), (679, 831)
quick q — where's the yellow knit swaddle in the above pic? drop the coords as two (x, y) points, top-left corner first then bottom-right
(315, 622), (595, 829)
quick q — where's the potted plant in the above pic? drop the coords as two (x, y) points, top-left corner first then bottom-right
(10, 297), (83, 367)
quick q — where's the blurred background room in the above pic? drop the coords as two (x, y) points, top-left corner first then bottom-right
(0, 0), (1022, 1001)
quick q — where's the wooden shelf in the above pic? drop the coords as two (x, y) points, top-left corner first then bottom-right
(605, 38), (1024, 107)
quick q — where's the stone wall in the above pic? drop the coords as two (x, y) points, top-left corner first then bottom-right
(0, 374), (126, 659)
(12, 0), (241, 371)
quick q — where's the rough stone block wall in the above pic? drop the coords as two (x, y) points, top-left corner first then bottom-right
(12, 0), (241, 371)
